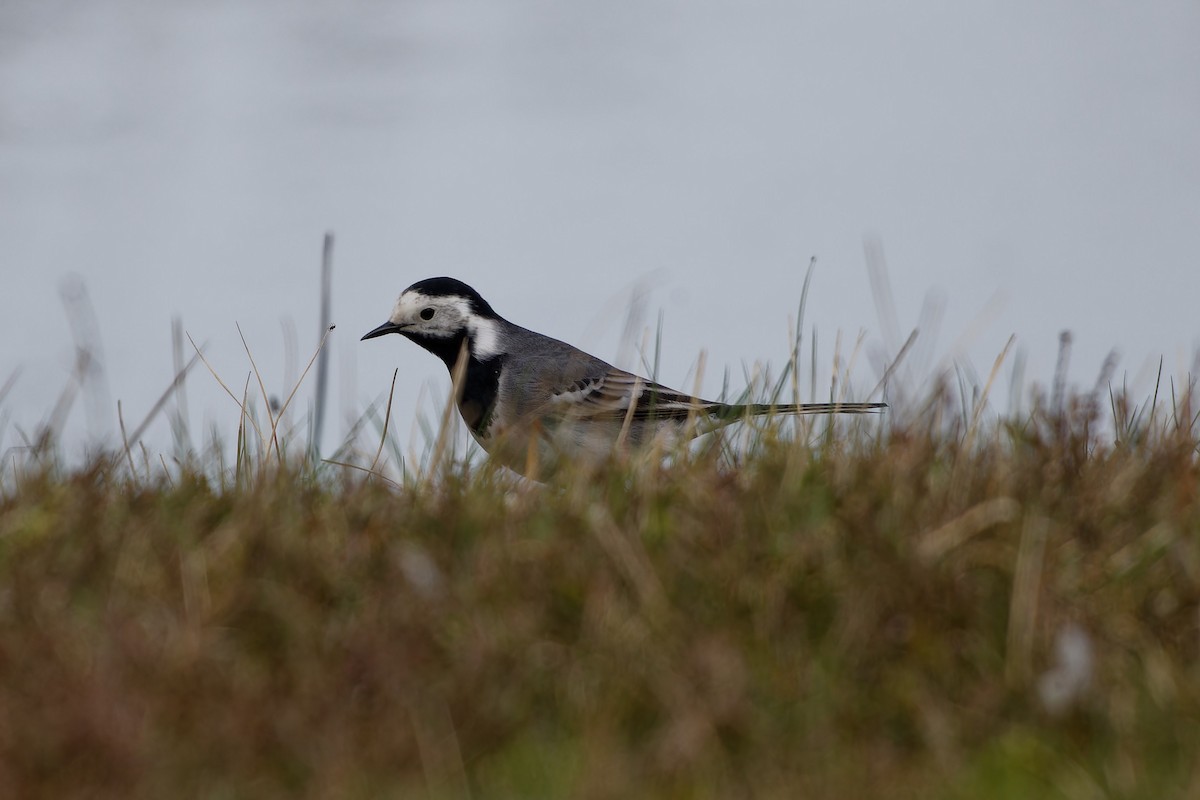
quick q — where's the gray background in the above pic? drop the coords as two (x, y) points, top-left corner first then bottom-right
(2, 1), (1198, 463)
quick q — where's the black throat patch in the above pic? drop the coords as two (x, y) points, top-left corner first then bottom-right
(403, 329), (468, 370)
(403, 331), (503, 436)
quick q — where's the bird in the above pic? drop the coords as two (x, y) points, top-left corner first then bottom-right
(362, 277), (885, 477)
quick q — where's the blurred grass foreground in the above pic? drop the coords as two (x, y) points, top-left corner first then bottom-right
(2, 370), (1200, 798)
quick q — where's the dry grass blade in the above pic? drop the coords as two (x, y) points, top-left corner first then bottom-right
(171, 316), (192, 450)
(865, 236), (904, 358)
(961, 334), (1017, 451)
(311, 232), (334, 459)
(117, 399), (136, 476)
(917, 497), (1021, 562)
(616, 376), (645, 450)
(786, 256), (817, 407)
(271, 325), (337, 448)
(126, 348), (204, 446)
(869, 327), (919, 400)
(43, 350), (87, 445)
(1051, 331), (1073, 415)
(159, 453), (174, 487)
(369, 368), (400, 476)
(687, 349), (709, 434)
(810, 326), (818, 405)
(187, 331), (267, 447)
(831, 328), (843, 405)
(235, 372), (253, 480)
(0, 368), (20, 408)
(322, 458), (401, 489)
(1006, 515), (1049, 687)
(236, 322), (281, 459)
(57, 276), (111, 433)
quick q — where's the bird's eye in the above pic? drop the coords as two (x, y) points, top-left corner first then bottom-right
(420, 307), (435, 321)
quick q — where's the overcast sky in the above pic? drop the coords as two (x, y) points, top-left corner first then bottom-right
(2, 1), (1198, 465)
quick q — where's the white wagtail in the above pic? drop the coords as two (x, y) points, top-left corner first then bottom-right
(362, 277), (885, 476)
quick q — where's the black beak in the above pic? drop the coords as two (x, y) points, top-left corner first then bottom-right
(361, 321), (404, 341)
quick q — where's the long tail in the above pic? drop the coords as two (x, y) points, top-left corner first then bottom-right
(623, 394), (887, 422)
(743, 401), (887, 415)
(702, 401), (887, 423)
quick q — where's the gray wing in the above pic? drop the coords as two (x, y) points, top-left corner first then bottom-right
(546, 368), (715, 422)
(496, 324), (713, 424)
(545, 369), (887, 422)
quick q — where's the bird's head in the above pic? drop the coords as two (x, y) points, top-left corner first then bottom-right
(362, 277), (503, 366)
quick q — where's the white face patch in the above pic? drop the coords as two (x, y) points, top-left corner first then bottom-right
(388, 290), (473, 339)
(387, 288), (502, 358)
(387, 294), (415, 326)
(468, 316), (502, 359)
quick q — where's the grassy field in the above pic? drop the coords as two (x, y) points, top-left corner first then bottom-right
(2, 372), (1199, 798)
